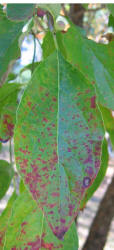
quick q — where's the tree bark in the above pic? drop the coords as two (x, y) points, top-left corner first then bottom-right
(82, 175), (114, 250)
(69, 4), (85, 27)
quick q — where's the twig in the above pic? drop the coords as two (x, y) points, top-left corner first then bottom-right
(31, 34), (36, 73)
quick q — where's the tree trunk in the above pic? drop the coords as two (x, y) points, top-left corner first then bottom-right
(69, 4), (85, 27)
(82, 175), (114, 250)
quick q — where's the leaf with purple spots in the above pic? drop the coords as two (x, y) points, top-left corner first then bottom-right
(14, 51), (104, 239)
(80, 139), (109, 209)
(4, 191), (78, 249)
(0, 192), (17, 249)
(0, 83), (21, 142)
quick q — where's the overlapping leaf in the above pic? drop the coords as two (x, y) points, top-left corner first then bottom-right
(0, 5), (24, 84)
(4, 191), (78, 249)
(14, 51), (104, 239)
(0, 160), (14, 199)
(38, 4), (61, 20)
(7, 4), (35, 21)
(0, 192), (17, 249)
(100, 105), (114, 149)
(0, 83), (21, 142)
(57, 22), (114, 109)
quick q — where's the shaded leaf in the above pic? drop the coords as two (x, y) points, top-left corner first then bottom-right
(4, 191), (78, 249)
(14, 51), (104, 239)
(38, 4), (61, 19)
(0, 5), (25, 84)
(21, 62), (40, 74)
(0, 160), (14, 199)
(58, 22), (114, 109)
(0, 192), (17, 249)
(80, 139), (109, 209)
(7, 4), (35, 21)
(0, 83), (21, 142)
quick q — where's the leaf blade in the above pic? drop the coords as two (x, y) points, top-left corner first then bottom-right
(14, 51), (104, 238)
(4, 191), (78, 249)
(7, 4), (35, 21)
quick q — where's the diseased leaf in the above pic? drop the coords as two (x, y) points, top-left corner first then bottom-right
(0, 192), (17, 249)
(0, 83), (21, 142)
(7, 4), (35, 21)
(0, 160), (14, 200)
(58, 22), (114, 109)
(38, 4), (61, 19)
(80, 139), (109, 209)
(0, 5), (25, 84)
(14, 51), (104, 239)
(4, 191), (78, 249)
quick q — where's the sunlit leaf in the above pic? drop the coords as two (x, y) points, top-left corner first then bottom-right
(14, 51), (104, 239)
(100, 105), (114, 149)
(7, 4), (35, 21)
(0, 160), (14, 200)
(0, 5), (25, 84)
(80, 139), (109, 209)
(42, 31), (55, 59)
(4, 191), (78, 249)
(108, 14), (114, 28)
(0, 192), (17, 249)
(107, 4), (114, 17)
(58, 22), (114, 109)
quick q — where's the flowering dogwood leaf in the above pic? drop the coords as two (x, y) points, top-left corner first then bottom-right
(57, 22), (114, 109)
(0, 160), (14, 199)
(4, 191), (78, 249)
(7, 4), (35, 21)
(14, 51), (104, 239)
(0, 83), (21, 142)
(80, 139), (109, 209)
(0, 5), (24, 84)
(0, 192), (17, 249)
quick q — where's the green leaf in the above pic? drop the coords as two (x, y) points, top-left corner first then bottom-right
(99, 105), (114, 149)
(0, 160), (14, 199)
(0, 5), (25, 84)
(19, 179), (26, 193)
(82, 4), (88, 10)
(108, 14), (114, 28)
(42, 31), (55, 59)
(4, 191), (78, 249)
(0, 192), (17, 249)
(21, 62), (40, 74)
(14, 51), (104, 239)
(7, 4), (35, 21)
(107, 4), (114, 17)
(58, 22), (114, 109)
(38, 4), (61, 19)
(0, 83), (21, 142)
(80, 139), (109, 209)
